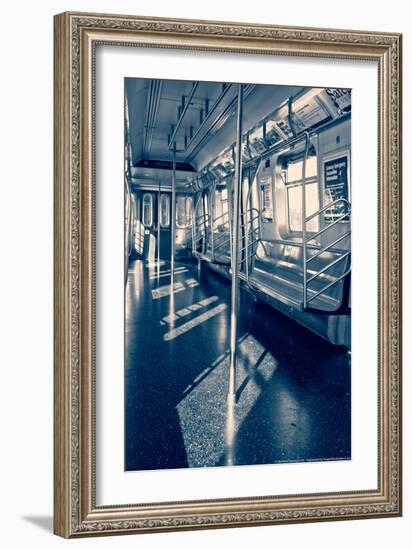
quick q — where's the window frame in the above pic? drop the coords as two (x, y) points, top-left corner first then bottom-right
(176, 195), (191, 229)
(159, 193), (170, 228)
(142, 192), (153, 228)
(283, 155), (320, 235)
(185, 196), (193, 226)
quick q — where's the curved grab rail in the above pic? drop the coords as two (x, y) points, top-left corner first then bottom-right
(191, 195), (209, 254)
(241, 209), (261, 255)
(302, 161), (352, 309)
(305, 197), (351, 223)
(191, 195), (202, 253)
(244, 160), (263, 286)
(213, 210), (230, 226)
(306, 209), (351, 243)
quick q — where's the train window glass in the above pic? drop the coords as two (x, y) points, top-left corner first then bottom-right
(288, 183), (319, 232)
(285, 156), (319, 232)
(287, 156), (317, 183)
(176, 196), (188, 228)
(259, 175), (273, 222)
(185, 197), (192, 225)
(142, 193), (153, 228)
(196, 194), (204, 221)
(215, 190), (222, 221)
(204, 193), (209, 220)
(214, 187), (228, 223)
(160, 194), (170, 228)
(223, 187), (229, 209)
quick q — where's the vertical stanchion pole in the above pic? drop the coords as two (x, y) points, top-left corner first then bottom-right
(171, 145), (177, 286)
(301, 132), (309, 310)
(228, 83), (243, 405)
(157, 181), (161, 275)
(227, 176), (233, 254)
(211, 183), (215, 262)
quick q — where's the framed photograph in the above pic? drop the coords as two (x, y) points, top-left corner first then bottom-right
(53, 11), (402, 538)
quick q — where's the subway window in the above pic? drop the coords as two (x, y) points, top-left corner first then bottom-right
(176, 195), (189, 228)
(160, 194), (170, 227)
(203, 193), (209, 221)
(185, 197), (192, 225)
(285, 156), (319, 232)
(259, 175), (273, 222)
(214, 186), (228, 222)
(142, 193), (153, 228)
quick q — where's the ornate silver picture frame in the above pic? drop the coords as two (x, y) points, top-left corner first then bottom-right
(54, 11), (402, 538)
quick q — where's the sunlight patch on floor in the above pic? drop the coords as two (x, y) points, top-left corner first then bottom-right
(163, 303), (227, 341)
(149, 266), (187, 279)
(176, 334), (278, 467)
(160, 295), (219, 325)
(151, 281), (186, 299)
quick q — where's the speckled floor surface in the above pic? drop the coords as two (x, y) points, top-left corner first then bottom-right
(125, 258), (351, 471)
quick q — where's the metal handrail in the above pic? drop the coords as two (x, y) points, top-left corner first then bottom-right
(245, 211), (260, 224)
(306, 267), (351, 305)
(192, 208), (210, 254)
(191, 194), (203, 253)
(186, 210), (211, 251)
(212, 215), (259, 255)
(195, 212), (210, 223)
(212, 210), (230, 226)
(244, 133), (311, 302)
(214, 228), (230, 240)
(194, 217), (210, 230)
(200, 214), (211, 256)
(212, 234), (231, 251)
(244, 159), (263, 286)
(306, 251), (351, 284)
(244, 207), (262, 285)
(301, 132), (311, 309)
(268, 238), (341, 252)
(185, 113), (351, 191)
(303, 191), (352, 308)
(240, 236), (260, 254)
(212, 233), (231, 255)
(305, 197), (351, 223)
(211, 210), (233, 253)
(305, 212), (351, 243)
(211, 209), (229, 262)
(306, 231), (351, 263)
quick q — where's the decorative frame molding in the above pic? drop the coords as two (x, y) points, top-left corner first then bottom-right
(54, 11), (402, 538)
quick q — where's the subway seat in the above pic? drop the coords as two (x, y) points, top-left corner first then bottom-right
(250, 241), (350, 312)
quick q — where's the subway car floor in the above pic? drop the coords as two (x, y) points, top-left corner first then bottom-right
(125, 257), (351, 471)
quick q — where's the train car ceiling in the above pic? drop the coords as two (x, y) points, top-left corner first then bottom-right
(125, 78), (307, 185)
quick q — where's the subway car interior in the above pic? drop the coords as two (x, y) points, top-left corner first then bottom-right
(124, 79), (352, 471)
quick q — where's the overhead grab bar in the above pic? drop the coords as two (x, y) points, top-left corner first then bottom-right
(184, 116), (339, 191)
(168, 82), (199, 151)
